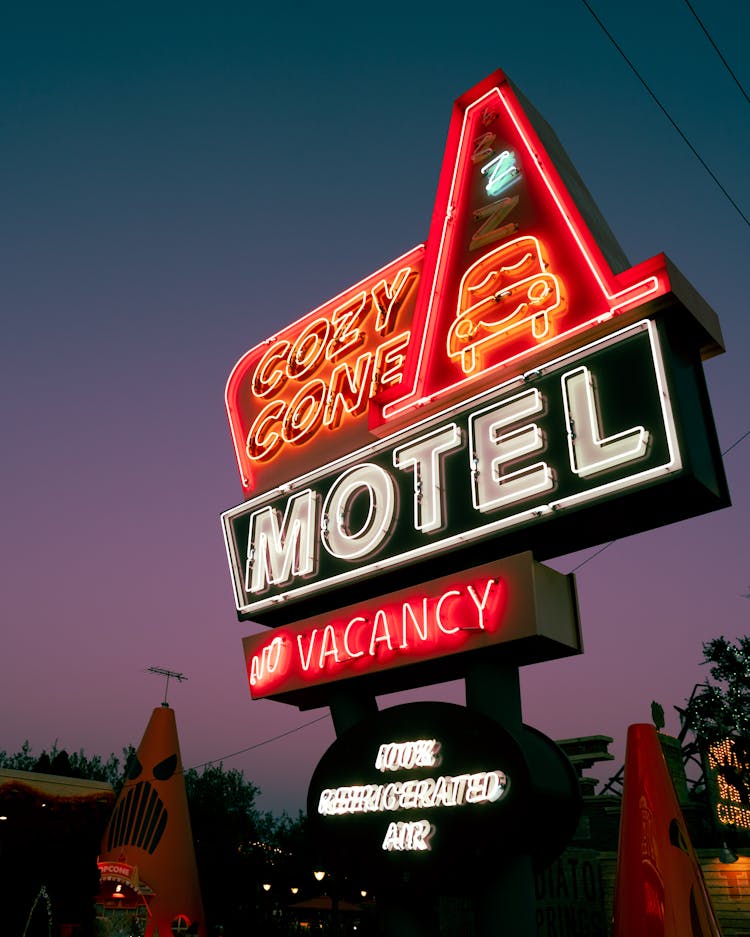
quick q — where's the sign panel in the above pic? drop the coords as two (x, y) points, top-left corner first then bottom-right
(307, 702), (580, 886)
(534, 849), (607, 937)
(705, 738), (750, 832)
(97, 861), (136, 882)
(241, 553), (581, 708)
(222, 318), (727, 623)
(226, 248), (423, 497)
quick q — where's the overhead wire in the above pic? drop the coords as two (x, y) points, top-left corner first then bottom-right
(566, 426), (749, 574)
(579, 0), (750, 229)
(681, 0), (750, 105)
(186, 714), (329, 772)
(570, 1), (748, 572)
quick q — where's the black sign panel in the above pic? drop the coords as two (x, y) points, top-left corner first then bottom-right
(307, 702), (581, 887)
(223, 316), (728, 624)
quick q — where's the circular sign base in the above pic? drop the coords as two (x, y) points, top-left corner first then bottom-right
(307, 701), (581, 889)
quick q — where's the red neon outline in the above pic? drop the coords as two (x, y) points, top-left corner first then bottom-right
(226, 69), (673, 496)
(369, 71), (670, 428)
(243, 572), (507, 700)
(225, 246), (424, 495)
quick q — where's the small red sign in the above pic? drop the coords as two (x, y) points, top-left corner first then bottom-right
(97, 860), (135, 880)
(241, 553), (580, 706)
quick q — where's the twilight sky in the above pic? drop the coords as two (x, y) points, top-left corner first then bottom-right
(2, 1), (748, 815)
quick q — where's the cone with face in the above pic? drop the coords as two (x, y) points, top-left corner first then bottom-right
(613, 724), (722, 937)
(99, 706), (206, 937)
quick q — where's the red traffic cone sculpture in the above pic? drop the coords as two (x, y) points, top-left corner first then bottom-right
(613, 723), (722, 937)
(99, 705), (206, 937)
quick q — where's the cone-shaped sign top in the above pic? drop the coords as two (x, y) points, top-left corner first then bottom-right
(373, 70), (677, 427)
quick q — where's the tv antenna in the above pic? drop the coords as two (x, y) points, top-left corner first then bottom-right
(147, 667), (188, 706)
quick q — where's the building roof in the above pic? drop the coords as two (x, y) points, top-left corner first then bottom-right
(0, 767), (114, 804)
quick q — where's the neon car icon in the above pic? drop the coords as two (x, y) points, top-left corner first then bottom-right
(447, 235), (565, 374)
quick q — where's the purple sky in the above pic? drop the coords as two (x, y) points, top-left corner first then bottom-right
(2, 2), (748, 815)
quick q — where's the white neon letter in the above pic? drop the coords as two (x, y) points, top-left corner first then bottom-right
(562, 366), (649, 478)
(381, 820), (434, 852)
(465, 578), (499, 631)
(436, 589), (462, 635)
(400, 599), (429, 649)
(343, 617), (366, 659)
(469, 388), (553, 513)
(245, 490), (318, 594)
(393, 424), (462, 534)
(318, 624), (341, 669)
(297, 630), (319, 672)
(322, 464), (396, 561)
(382, 822), (403, 851)
(369, 608), (394, 656)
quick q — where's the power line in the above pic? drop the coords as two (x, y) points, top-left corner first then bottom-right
(722, 428), (750, 457)
(0, 716), (331, 788)
(186, 714), (329, 772)
(682, 0), (750, 106)
(568, 541), (617, 575)
(565, 425), (750, 574)
(579, 0), (750, 230)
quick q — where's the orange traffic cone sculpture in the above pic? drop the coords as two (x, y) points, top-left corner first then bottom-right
(98, 705), (206, 937)
(613, 723), (722, 936)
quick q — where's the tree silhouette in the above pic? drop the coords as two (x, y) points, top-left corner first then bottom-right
(684, 636), (750, 743)
(684, 636), (750, 809)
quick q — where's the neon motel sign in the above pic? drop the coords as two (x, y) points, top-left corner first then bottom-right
(223, 70), (727, 630)
(225, 70), (722, 502)
(223, 317), (725, 624)
(222, 70), (728, 884)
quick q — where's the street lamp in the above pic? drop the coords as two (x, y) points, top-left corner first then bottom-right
(720, 841), (739, 864)
(262, 883), (272, 892)
(313, 869), (326, 882)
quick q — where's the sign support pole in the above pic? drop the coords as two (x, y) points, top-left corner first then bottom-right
(328, 688), (378, 736)
(466, 656), (537, 937)
(376, 889), (441, 937)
